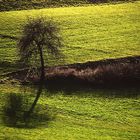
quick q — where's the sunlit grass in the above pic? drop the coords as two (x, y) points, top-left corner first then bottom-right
(0, 1), (140, 67)
(0, 84), (140, 140)
(0, 2), (140, 139)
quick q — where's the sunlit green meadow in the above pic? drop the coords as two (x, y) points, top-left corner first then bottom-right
(0, 1), (140, 68)
(0, 84), (140, 140)
(0, 1), (140, 140)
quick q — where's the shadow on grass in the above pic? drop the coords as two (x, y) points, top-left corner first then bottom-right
(2, 92), (55, 128)
(0, 61), (22, 75)
(0, 34), (18, 40)
(44, 80), (140, 98)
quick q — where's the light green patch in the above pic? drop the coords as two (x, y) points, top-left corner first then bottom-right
(0, 85), (140, 140)
(0, 1), (140, 70)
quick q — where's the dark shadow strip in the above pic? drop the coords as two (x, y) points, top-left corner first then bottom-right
(0, 34), (18, 40)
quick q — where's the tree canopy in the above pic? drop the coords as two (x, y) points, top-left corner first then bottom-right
(18, 17), (63, 81)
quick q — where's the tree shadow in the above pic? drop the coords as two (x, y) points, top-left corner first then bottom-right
(2, 88), (55, 128)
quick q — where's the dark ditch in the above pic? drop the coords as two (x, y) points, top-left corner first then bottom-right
(4, 55), (140, 89)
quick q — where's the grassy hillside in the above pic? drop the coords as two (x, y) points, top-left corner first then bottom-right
(0, 1), (140, 74)
(0, 2), (140, 140)
(0, 85), (140, 140)
(0, 0), (137, 11)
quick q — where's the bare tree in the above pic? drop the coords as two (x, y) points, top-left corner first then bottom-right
(18, 17), (63, 119)
(18, 17), (63, 82)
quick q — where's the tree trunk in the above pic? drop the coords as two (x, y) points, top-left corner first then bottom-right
(24, 45), (45, 121)
(24, 83), (43, 121)
(38, 45), (45, 82)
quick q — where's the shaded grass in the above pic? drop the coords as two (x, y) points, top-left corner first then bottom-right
(0, 0), (91, 11)
(1, 89), (55, 129)
(0, 0), (137, 12)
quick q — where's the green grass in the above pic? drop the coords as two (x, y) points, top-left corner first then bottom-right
(0, 2), (140, 139)
(0, 1), (140, 73)
(0, 84), (140, 140)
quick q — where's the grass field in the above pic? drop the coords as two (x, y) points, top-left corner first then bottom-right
(0, 1), (140, 74)
(0, 85), (140, 140)
(0, 1), (140, 140)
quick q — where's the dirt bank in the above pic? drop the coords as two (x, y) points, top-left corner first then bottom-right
(3, 55), (140, 88)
